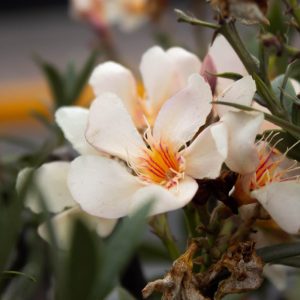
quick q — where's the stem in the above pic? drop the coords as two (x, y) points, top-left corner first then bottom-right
(284, 0), (300, 30)
(149, 214), (180, 261)
(220, 22), (286, 117)
(175, 9), (221, 30)
(219, 22), (260, 75)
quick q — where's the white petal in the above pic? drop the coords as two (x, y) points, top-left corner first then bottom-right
(55, 107), (99, 155)
(184, 123), (228, 179)
(38, 206), (117, 249)
(216, 75), (256, 117)
(130, 176), (198, 216)
(68, 155), (142, 219)
(89, 62), (139, 118)
(222, 111), (264, 174)
(86, 93), (144, 160)
(208, 35), (248, 92)
(252, 182), (300, 234)
(166, 47), (202, 88)
(17, 162), (75, 214)
(140, 46), (175, 113)
(291, 78), (300, 95)
(153, 74), (212, 149)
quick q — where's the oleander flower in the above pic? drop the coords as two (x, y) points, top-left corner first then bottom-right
(70, 0), (167, 32)
(89, 45), (205, 127)
(17, 157), (116, 249)
(60, 74), (228, 218)
(234, 138), (300, 234)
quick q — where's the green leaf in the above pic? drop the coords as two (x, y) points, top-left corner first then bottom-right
(252, 73), (281, 115)
(35, 58), (66, 106)
(91, 202), (152, 299)
(272, 74), (297, 115)
(268, 0), (287, 35)
(118, 286), (136, 300)
(0, 185), (23, 275)
(257, 242), (300, 263)
(58, 219), (100, 300)
(260, 129), (300, 161)
(67, 51), (99, 105)
(292, 102), (300, 126)
(272, 256), (300, 268)
(1, 271), (36, 283)
(205, 71), (243, 81)
(213, 101), (300, 139)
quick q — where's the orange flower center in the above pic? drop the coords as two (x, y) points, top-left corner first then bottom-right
(250, 140), (299, 190)
(133, 136), (184, 188)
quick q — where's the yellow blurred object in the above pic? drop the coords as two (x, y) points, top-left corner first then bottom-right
(0, 81), (51, 122)
(0, 81), (94, 123)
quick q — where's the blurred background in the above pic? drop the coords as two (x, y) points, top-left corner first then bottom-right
(1, 1), (300, 299)
(0, 0), (213, 156)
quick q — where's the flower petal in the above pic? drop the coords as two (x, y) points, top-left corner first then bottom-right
(130, 176), (198, 216)
(89, 61), (139, 118)
(200, 54), (217, 93)
(222, 111), (264, 174)
(86, 93), (144, 160)
(17, 162), (75, 213)
(184, 123), (228, 179)
(216, 75), (256, 117)
(251, 182), (300, 234)
(153, 74), (212, 150)
(55, 107), (99, 155)
(68, 155), (143, 219)
(38, 206), (117, 249)
(166, 47), (202, 87)
(140, 46), (175, 113)
(208, 35), (247, 92)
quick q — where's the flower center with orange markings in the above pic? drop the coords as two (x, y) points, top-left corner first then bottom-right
(250, 140), (299, 191)
(133, 136), (185, 189)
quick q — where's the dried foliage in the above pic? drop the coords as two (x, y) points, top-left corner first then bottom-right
(143, 241), (264, 300)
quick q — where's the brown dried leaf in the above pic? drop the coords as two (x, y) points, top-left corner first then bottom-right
(143, 241), (264, 300)
(199, 241), (264, 300)
(142, 242), (208, 300)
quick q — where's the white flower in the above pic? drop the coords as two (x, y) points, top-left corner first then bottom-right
(207, 35), (248, 94)
(89, 45), (202, 127)
(17, 154), (116, 249)
(234, 138), (300, 234)
(60, 74), (228, 218)
(213, 74), (300, 234)
(70, 0), (164, 32)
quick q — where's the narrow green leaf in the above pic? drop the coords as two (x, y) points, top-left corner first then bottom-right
(2, 271), (36, 283)
(118, 286), (136, 300)
(58, 220), (100, 300)
(292, 102), (300, 126)
(252, 73), (281, 115)
(272, 74), (297, 115)
(67, 51), (99, 105)
(205, 71), (242, 81)
(174, 9), (220, 30)
(92, 202), (152, 299)
(272, 256), (300, 268)
(257, 242), (300, 263)
(35, 58), (66, 106)
(0, 181), (23, 275)
(268, 0), (287, 35)
(213, 101), (300, 139)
